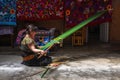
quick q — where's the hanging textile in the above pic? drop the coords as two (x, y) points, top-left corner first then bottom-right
(17, 0), (64, 21)
(0, 0), (17, 26)
(65, 0), (112, 28)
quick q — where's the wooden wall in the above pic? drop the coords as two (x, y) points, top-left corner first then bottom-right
(110, 0), (120, 43)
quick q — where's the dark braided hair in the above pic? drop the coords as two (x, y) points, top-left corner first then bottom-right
(26, 24), (38, 34)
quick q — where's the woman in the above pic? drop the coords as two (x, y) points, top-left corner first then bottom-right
(20, 24), (52, 66)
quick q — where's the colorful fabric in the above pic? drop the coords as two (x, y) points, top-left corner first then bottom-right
(0, 27), (13, 35)
(0, 0), (16, 26)
(35, 28), (55, 46)
(17, 0), (64, 21)
(65, 0), (112, 28)
(16, 29), (26, 45)
(35, 36), (50, 46)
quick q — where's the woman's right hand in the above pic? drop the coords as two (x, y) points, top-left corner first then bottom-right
(40, 50), (48, 55)
(40, 50), (45, 55)
(37, 50), (47, 59)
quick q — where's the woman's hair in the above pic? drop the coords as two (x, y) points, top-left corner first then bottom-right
(26, 24), (38, 34)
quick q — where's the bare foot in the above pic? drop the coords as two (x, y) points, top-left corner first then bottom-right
(49, 62), (62, 67)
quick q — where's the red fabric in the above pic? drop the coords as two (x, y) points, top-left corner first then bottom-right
(65, 0), (112, 28)
(17, 0), (64, 21)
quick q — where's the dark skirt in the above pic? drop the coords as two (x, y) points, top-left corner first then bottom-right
(22, 55), (52, 66)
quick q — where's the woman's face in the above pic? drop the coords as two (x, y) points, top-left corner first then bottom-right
(31, 31), (36, 38)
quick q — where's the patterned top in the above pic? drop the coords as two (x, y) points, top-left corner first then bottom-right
(21, 36), (35, 45)
(20, 36), (38, 56)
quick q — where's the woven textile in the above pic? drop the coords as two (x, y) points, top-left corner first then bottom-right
(0, 0), (16, 26)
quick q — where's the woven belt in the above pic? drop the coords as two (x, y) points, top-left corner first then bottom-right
(23, 55), (35, 61)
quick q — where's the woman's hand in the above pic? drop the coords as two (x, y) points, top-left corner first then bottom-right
(40, 50), (46, 55)
(37, 50), (47, 59)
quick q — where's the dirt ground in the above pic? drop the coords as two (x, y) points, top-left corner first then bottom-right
(0, 43), (120, 80)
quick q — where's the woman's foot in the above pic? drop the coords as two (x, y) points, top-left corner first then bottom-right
(49, 62), (62, 67)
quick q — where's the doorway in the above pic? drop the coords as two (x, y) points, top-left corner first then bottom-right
(88, 25), (100, 43)
(87, 22), (109, 44)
